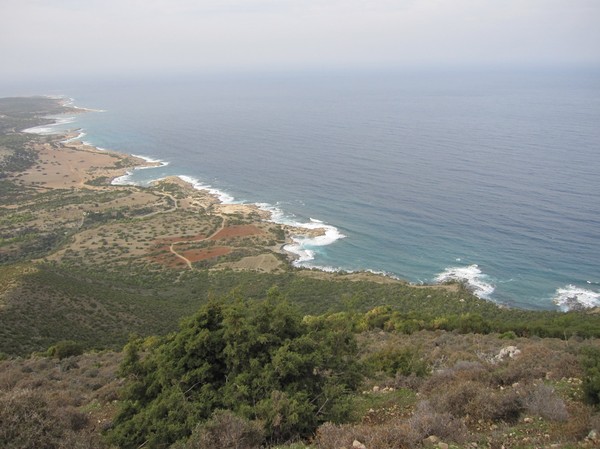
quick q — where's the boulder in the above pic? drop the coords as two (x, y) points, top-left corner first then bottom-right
(423, 435), (440, 447)
(352, 440), (367, 449)
(494, 346), (521, 362)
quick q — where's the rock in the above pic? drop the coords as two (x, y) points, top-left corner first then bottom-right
(438, 443), (449, 449)
(587, 429), (598, 441)
(423, 435), (440, 447)
(523, 417), (534, 424)
(372, 386), (380, 392)
(494, 346), (521, 362)
(352, 440), (367, 449)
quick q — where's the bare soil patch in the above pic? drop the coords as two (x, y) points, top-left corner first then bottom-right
(181, 246), (231, 262)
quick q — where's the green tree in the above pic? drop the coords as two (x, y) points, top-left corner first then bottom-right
(107, 293), (361, 448)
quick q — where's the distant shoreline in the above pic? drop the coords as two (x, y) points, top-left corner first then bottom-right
(17, 97), (363, 278)
(13, 95), (598, 311)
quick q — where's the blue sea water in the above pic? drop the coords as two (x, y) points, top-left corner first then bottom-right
(18, 69), (600, 310)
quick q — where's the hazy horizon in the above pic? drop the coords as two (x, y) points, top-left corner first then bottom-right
(1, 0), (599, 86)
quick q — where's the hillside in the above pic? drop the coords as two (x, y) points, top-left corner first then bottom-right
(1, 97), (599, 449)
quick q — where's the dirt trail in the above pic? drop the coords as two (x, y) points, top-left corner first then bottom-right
(168, 216), (227, 270)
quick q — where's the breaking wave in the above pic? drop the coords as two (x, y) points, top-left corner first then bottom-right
(434, 264), (495, 299)
(553, 285), (600, 311)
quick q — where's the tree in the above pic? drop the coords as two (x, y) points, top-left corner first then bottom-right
(107, 292), (361, 448)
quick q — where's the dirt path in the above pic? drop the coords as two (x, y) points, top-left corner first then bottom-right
(168, 215), (227, 270)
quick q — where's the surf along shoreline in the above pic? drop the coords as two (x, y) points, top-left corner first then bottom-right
(14, 96), (507, 296)
(14, 97), (374, 279)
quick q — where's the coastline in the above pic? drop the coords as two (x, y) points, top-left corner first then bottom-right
(24, 98), (492, 293)
(12, 96), (599, 308)
(14, 100), (339, 275)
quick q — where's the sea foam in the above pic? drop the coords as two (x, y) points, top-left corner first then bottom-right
(553, 285), (600, 311)
(284, 219), (346, 267)
(178, 175), (235, 204)
(110, 156), (169, 186)
(61, 131), (87, 143)
(23, 116), (77, 135)
(132, 154), (170, 166)
(434, 264), (495, 299)
(253, 203), (346, 267)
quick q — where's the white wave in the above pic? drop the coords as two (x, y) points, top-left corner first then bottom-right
(284, 221), (346, 266)
(23, 116), (77, 135)
(434, 264), (495, 299)
(111, 171), (139, 186)
(253, 203), (346, 266)
(131, 154), (169, 167)
(365, 268), (402, 280)
(110, 156), (169, 186)
(61, 131), (87, 143)
(553, 285), (600, 312)
(177, 175), (235, 204)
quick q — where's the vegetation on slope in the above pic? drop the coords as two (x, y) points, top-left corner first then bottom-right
(108, 293), (361, 448)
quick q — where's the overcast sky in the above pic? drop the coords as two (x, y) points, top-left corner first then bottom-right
(1, 0), (599, 81)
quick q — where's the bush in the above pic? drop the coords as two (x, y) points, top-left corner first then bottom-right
(499, 331), (517, 340)
(0, 389), (101, 449)
(171, 410), (264, 449)
(581, 346), (600, 407)
(49, 340), (84, 360)
(366, 347), (429, 378)
(314, 421), (415, 449)
(524, 384), (568, 421)
(0, 389), (62, 449)
(432, 380), (523, 423)
(314, 402), (467, 449)
(408, 400), (467, 443)
(108, 294), (362, 448)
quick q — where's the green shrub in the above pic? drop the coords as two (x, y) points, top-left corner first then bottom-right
(366, 347), (429, 378)
(107, 294), (362, 448)
(581, 346), (600, 407)
(49, 340), (84, 360)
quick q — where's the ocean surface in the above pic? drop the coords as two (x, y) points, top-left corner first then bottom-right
(16, 69), (600, 311)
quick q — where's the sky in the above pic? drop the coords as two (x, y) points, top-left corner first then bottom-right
(1, 0), (599, 82)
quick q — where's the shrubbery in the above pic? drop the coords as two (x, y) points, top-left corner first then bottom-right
(581, 346), (600, 407)
(366, 346), (429, 378)
(48, 340), (84, 360)
(0, 389), (100, 449)
(108, 292), (362, 448)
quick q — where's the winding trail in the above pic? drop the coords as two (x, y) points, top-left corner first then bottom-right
(139, 191), (178, 218)
(168, 216), (227, 270)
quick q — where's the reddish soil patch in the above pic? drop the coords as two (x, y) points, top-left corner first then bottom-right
(148, 250), (188, 268)
(181, 246), (231, 262)
(211, 225), (263, 240)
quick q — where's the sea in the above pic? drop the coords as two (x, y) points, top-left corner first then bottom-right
(11, 68), (600, 311)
